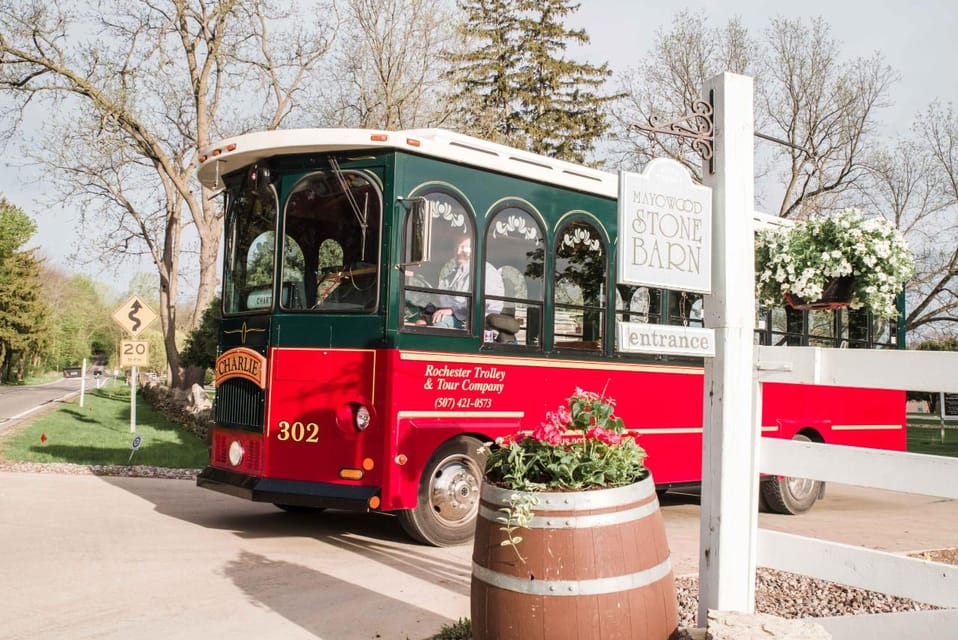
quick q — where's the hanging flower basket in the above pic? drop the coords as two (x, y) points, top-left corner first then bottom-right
(784, 275), (856, 311)
(755, 208), (915, 319)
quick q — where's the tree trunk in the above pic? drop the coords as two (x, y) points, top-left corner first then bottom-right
(190, 195), (222, 329)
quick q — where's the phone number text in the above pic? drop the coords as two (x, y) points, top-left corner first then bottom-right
(434, 397), (493, 410)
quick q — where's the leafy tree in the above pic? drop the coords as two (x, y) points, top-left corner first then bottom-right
(180, 296), (221, 372)
(915, 336), (958, 351)
(40, 269), (116, 372)
(0, 201), (48, 381)
(0, 250), (48, 381)
(447, 0), (614, 163)
(0, 198), (33, 262)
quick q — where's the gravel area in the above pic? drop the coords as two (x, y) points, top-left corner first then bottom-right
(673, 568), (942, 630)
(0, 460), (199, 480)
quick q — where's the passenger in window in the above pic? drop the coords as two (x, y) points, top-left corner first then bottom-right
(431, 235), (504, 328)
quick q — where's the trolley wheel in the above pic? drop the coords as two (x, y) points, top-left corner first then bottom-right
(273, 504), (327, 513)
(398, 436), (486, 546)
(761, 434), (824, 514)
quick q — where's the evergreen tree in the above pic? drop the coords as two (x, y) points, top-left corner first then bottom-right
(447, 0), (525, 145)
(447, 0), (614, 163)
(0, 198), (33, 263)
(0, 201), (49, 381)
(513, 0), (615, 162)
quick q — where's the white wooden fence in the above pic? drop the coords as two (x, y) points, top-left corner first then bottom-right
(754, 346), (958, 637)
(698, 72), (957, 638)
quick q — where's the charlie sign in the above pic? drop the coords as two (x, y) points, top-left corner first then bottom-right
(618, 159), (712, 293)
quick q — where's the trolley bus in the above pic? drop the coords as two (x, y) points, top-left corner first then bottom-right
(195, 128), (905, 546)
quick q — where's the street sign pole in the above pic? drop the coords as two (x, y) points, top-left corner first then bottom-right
(131, 366), (137, 433)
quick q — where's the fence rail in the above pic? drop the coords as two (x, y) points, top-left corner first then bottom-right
(753, 345), (958, 637)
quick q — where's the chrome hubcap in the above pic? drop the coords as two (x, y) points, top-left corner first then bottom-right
(787, 475), (817, 499)
(429, 455), (481, 525)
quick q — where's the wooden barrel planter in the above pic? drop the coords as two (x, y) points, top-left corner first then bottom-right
(471, 474), (679, 640)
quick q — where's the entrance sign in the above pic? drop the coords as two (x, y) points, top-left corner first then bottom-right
(617, 322), (715, 358)
(112, 295), (157, 337)
(618, 159), (712, 294)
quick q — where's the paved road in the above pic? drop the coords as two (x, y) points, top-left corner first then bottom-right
(0, 377), (84, 434)
(1, 472), (954, 640)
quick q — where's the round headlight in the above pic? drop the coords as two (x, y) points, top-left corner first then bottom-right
(228, 440), (245, 466)
(355, 405), (371, 431)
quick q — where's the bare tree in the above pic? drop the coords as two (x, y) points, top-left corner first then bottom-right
(608, 10), (754, 178)
(861, 103), (958, 336)
(758, 17), (898, 219)
(0, 0), (333, 386)
(609, 14), (897, 220)
(320, 0), (458, 129)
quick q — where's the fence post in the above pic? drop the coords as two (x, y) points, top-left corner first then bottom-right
(698, 72), (758, 624)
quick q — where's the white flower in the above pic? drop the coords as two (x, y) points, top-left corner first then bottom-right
(755, 207), (915, 318)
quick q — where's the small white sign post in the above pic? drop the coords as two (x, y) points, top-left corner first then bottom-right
(79, 358), (87, 408)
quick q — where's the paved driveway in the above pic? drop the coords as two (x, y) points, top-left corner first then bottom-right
(1, 471), (954, 640)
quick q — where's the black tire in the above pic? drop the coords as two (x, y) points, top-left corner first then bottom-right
(761, 434), (824, 515)
(398, 436), (486, 546)
(273, 504), (327, 513)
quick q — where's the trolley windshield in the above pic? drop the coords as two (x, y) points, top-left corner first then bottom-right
(223, 166), (383, 314)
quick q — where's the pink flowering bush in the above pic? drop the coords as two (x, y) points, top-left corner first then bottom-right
(483, 388), (647, 491)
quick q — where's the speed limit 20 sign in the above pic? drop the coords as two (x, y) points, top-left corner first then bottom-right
(120, 340), (150, 367)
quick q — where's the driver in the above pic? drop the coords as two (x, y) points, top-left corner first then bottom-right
(431, 236), (503, 328)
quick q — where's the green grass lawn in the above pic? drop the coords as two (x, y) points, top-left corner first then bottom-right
(0, 379), (208, 469)
(907, 423), (958, 458)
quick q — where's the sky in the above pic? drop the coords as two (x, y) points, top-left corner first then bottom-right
(2, 0), (957, 291)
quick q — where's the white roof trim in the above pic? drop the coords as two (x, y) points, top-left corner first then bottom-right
(196, 127), (619, 198)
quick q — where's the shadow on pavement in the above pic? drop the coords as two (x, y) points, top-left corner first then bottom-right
(224, 550), (451, 640)
(101, 475), (471, 594)
(321, 533), (471, 597)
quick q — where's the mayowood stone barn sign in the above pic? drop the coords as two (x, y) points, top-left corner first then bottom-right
(617, 158), (712, 294)
(617, 157), (715, 359)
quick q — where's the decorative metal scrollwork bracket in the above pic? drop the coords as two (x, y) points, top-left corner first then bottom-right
(629, 93), (715, 173)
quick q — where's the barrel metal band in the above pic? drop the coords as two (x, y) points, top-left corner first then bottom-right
(480, 475), (655, 511)
(471, 556), (673, 596)
(479, 497), (660, 529)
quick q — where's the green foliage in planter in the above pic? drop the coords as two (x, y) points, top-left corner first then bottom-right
(483, 388), (647, 492)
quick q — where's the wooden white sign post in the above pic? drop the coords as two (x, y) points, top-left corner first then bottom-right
(698, 72), (758, 624)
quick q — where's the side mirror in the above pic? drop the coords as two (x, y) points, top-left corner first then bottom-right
(401, 197), (432, 264)
(247, 163), (273, 199)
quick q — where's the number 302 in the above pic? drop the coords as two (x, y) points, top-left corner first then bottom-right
(275, 420), (320, 443)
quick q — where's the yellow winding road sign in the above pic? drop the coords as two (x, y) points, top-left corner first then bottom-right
(112, 295), (157, 337)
